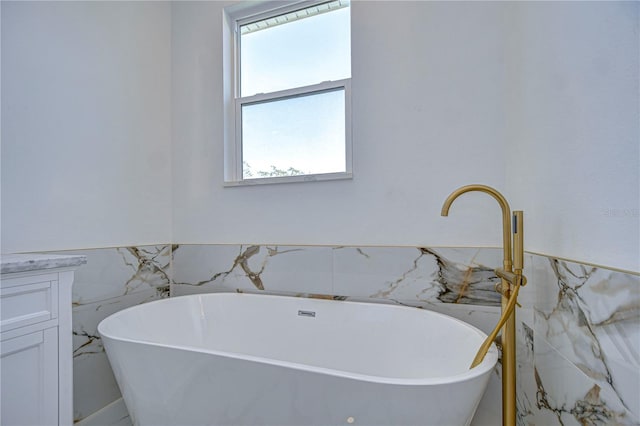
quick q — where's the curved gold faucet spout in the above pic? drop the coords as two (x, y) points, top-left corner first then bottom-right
(441, 184), (512, 272)
(441, 184), (509, 217)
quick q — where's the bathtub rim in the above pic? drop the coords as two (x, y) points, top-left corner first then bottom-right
(98, 292), (498, 386)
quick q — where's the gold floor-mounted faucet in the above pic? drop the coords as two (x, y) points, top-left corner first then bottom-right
(441, 184), (526, 426)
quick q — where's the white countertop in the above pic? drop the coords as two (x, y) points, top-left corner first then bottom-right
(1, 253), (87, 274)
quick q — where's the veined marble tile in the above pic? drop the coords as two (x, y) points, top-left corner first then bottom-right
(332, 246), (438, 300)
(426, 248), (502, 306)
(65, 245), (173, 422)
(258, 245), (333, 294)
(516, 322), (537, 426)
(59, 242), (637, 426)
(170, 244), (239, 295)
(428, 247), (503, 271)
(533, 255), (640, 419)
(171, 244), (333, 296)
(73, 289), (163, 422)
(533, 330), (638, 425)
(64, 245), (173, 305)
(433, 248), (536, 319)
(173, 245), (505, 306)
(72, 290), (164, 359)
(431, 248), (536, 311)
(73, 346), (122, 423)
(332, 247), (503, 306)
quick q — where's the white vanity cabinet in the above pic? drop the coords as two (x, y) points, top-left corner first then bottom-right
(1, 254), (86, 426)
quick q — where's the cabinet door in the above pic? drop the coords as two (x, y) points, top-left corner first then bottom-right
(1, 328), (58, 426)
(1, 274), (57, 332)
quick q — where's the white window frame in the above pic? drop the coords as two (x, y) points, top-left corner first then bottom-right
(223, 0), (353, 187)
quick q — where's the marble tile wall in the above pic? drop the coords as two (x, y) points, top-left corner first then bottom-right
(58, 243), (638, 425)
(172, 244), (639, 426)
(60, 245), (173, 423)
(171, 244), (508, 426)
(517, 256), (640, 426)
(171, 245), (505, 305)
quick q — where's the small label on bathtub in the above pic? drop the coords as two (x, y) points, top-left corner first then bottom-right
(298, 310), (316, 318)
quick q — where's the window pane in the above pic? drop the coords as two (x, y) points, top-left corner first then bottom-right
(240, 4), (350, 97)
(241, 89), (346, 179)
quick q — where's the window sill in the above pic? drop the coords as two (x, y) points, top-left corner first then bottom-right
(224, 172), (353, 187)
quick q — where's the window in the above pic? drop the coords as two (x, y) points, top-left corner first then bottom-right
(225, 0), (352, 185)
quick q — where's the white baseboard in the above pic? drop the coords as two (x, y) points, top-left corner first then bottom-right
(76, 398), (131, 426)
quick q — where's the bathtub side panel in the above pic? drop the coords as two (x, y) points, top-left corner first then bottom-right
(103, 338), (491, 426)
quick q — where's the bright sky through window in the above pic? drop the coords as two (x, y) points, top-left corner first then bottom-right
(240, 5), (351, 97)
(238, 2), (351, 180)
(242, 89), (346, 177)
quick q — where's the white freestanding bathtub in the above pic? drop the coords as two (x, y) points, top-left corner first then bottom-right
(98, 293), (497, 426)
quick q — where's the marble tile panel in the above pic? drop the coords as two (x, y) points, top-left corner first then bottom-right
(72, 289), (163, 422)
(257, 245), (333, 294)
(66, 245), (172, 305)
(73, 349), (122, 423)
(425, 247), (502, 306)
(170, 244), (240, 295)
(171, 244), (333, 297)
(533, 331), (638, 425)
(332, 246), (438, 301)
(516, 322), (537, 426)
(433, 248), (536, 326)
(428, 247), (504, 271)
(532, 255), (640, 419)
(62, 245), (172, 422)
(57, 242), (638, 426)
(332, 247), (503, 306)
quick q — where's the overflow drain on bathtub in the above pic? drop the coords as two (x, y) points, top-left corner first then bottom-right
(297, 310), (316, 318)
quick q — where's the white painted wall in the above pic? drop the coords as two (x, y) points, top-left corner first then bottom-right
(172, 1), (510, 249)
(506, 2), (639, 272)
(1, 1), (172, 253)
(173, 1), (638, 272)
(2, 1), (637, 272)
